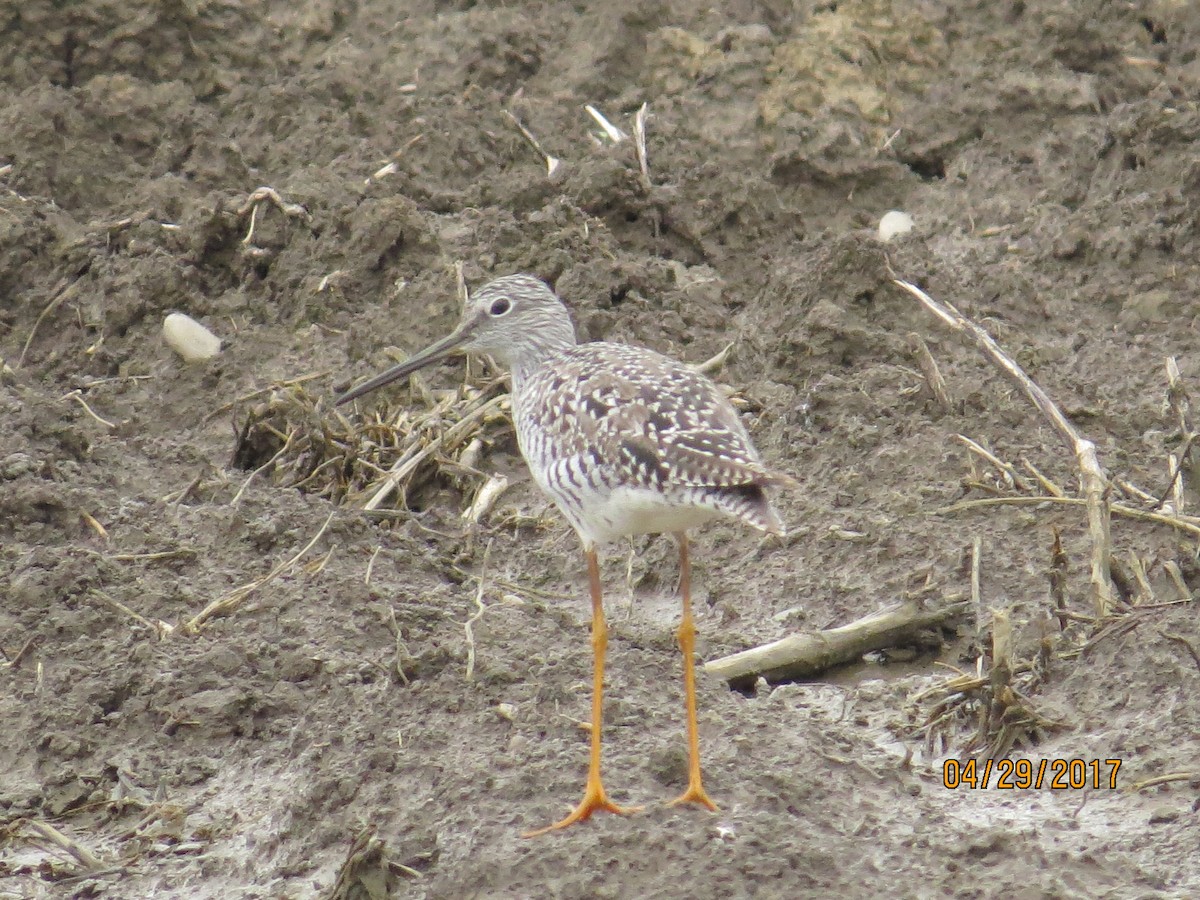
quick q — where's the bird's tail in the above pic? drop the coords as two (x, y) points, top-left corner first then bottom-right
(717, 480), (790, 537)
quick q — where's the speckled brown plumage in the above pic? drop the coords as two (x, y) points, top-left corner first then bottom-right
(513, 339), (791, 547)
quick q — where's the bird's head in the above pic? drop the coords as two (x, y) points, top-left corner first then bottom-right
(335, 274), (577, 405)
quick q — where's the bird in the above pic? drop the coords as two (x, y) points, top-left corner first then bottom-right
(335, 274), (793, 836)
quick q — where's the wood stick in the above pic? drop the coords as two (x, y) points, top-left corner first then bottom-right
(1162, 629), (1200, 673)
(504, 110), (560, 176)
(23, 819), (107, 871)
(1021, 458), (1065, 497)
(983, 607), (1013, 750)
(894, 278), (1114, 617)
(935, 494), (1200, 538)
(957, 435), (1028, 492)
(1158, 358), (1195, 511)
(183, 510), (335, 632)
(907, 332), (952, 410)
(970, 535), (984, 641)
(1126, 771), (1198, 793)
(1050, 529), (1068, 630)
(632, 102), (651, 192)
(703, 598), (970, 687)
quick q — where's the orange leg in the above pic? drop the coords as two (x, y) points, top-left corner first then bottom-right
(524, 547), (641, 837)
(669, 533), (718, 811)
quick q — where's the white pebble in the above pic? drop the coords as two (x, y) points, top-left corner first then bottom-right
(163, 313), (222, 362)
(878, 210), (915, 242)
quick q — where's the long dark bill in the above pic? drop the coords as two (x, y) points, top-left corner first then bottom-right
(334, 320), (477, 406)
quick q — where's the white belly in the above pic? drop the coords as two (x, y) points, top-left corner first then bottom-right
(553, 483), (720, 547)
(516, 398), (724, 547)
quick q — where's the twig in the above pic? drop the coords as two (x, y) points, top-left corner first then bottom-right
(364, 545), (382, 586)
(451, 265), (480, 381)
(632, 102), (651, 191)
(1167, 449), (1187, 514)
(895, 278), (1113, 616)
(935, 495), (1200, 538)
(92, 591), (173, 639)
(303, 547), (335, 576)
(585, 104), (626, 143)
(1161, 560), (1191, 601)
(967, 537), (989, 733)
(957, 435), (1028, 492)
(61, 390), (117, 428)
(163, 471), (205, 504)
(1049, 529), (1068, 630)
(1069, 615), (1143, 658)
(1115, 477), (1158, 505)
(365, 133), (426, 185)
(913, 660), (1033, 704)
(1165, 356), (1191, 434)
(21, 819), (107, 872)
(384, 603), (413, 686)
(504, 111), (560, 176)
(1161, 629), (1200, 673)
(970, 535), (983, 640)
(107, 548), (197, 563)
(1156, 358), (1195, 510)
(19, 273), (88, 368)
(454, 260), (469, 309)
(80, 511), (109, 541)
(184, 510), (335, 632)
(230, 429), (296, 506)
(980, 608), (1013, 752)
(908, 333), (952, 410)
(490, 578), (572, 604)
(1126, 772), (1198, 792)
(1021, 458), (1065, 497)
(1126, 551), (1155, 606)
(237, 186), (312, 248)
(463, 541), (493, 681)
(704, 598), (970, 687)
(693, 342), (733, 376)
(463, 474), (509, 523)
(1, 635), (37, 668)
(114, 800), (186, 842)
(201, 370), (331, 423)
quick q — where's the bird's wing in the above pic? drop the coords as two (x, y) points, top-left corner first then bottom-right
(527, 343), (792, 491)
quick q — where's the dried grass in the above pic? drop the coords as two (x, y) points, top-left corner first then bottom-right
(228, 375), (511, 512)
(896, 281), (1198, 762)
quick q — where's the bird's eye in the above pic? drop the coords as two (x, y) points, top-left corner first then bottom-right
(489, 298), (512, 316)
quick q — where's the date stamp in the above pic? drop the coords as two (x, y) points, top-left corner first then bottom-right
(943, 758), (1122, 790)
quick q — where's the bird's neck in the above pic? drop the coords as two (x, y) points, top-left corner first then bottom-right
(507, 326), (577, 391)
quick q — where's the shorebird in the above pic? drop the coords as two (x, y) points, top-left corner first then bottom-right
(336, 274), (792, 836)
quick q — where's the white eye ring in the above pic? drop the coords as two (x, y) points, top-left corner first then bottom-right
(489, 298), (512, 316)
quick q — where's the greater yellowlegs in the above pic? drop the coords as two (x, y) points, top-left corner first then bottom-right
(336, 274), (793, 835)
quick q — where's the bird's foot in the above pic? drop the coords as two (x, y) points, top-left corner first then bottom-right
(523, 782), (642, 837)
(668, 781), (718, 812)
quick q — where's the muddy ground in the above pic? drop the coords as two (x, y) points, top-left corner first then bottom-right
(3, 0), (1200, 897)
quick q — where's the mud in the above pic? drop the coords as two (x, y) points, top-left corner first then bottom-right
(2, 1), (1199, 897)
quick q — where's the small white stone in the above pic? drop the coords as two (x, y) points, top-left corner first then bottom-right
(163, 312), (222, 362)
(878, 210), (915, 242)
